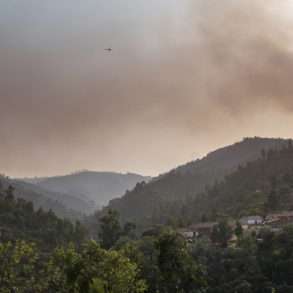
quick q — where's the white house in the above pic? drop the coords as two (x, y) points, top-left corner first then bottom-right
(239, 216), (263, 227)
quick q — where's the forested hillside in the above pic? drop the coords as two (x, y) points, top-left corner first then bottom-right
(106, 137), (288, 224)
(2, 141), (293, 292)
(164, 140), (293, 225)
(2, 186), (293, 292)
(23, 171), (151, 209)
(0, 181), (86, 249)
(0, 176), (85, 219)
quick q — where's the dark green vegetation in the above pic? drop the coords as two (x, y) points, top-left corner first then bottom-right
(98, 209), (136, 250)
(0, 183), (86, 249)
(0, 240), (146, 293)
(3, 218), (293, 292)
(3, 137), (293, 292)
(0, 175), (85, 219)
(106, 137), (288, 225)
(191, 226), (293, 292)
(20, 171), (150, 215)
(159, 140), (293, 226)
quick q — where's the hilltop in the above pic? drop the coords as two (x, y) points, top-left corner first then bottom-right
(106, 137), (289, 224)
(21, 171), (150, 212)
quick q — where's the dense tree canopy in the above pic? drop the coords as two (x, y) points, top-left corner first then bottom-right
(146, 142), (293, 227)
(0, 240), (147, 293)
(2, 141), (293, 292)
(0, 183), (86, 249)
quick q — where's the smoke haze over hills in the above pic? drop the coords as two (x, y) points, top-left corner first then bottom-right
(1, 0), (293, 177)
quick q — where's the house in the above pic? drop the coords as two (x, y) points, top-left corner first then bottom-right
(239, 216), (263, 228)
(177, 229), (195, 242)
(189, 222), (218, 238)
(177, 222), (218, 241)
(265, 211), (293, 227)
(142, 225), (164, 237)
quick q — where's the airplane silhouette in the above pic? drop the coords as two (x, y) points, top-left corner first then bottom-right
(104, 48), (112, 52)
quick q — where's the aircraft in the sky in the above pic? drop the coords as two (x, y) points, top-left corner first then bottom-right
(104, 48), (112, 52)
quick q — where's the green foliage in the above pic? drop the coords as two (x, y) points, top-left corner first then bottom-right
(0, 240), (147, 293)
(0, 176), (84, 219)
(123, 222), (136, 239)
(46, 241), (147, 293)
(156, 231), (206, 293)
(211, 221), (233, 248)
(156, 143), (293, 226)
(4, 141), (293, 292)
(257, 226), (293, 290)
(99, 209), (122, 249)
(119, 230), (207, 293)
(235, 221), (243, 238)
(0, 183), (87, 248)
(98, 209), (137, 249)
(120, 237), (161, 293)
(0, 241), (43, 292)
(105, 138), (287, 225)
(190, 224), (293, 293)
(2, 225), (293, 292)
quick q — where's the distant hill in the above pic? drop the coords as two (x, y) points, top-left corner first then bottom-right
(0, 176), (85, 219)
(105, 137), (290, 224)
(161, 140), (293, 224)
(22, 171), (151, 211)
(0, 181), (86, 248)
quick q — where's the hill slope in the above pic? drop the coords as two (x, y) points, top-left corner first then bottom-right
(0, 182), (86, 248)
(106, 137), (289, 223)
(164, 140), (293, 224)
(24, 171), (151, 209)
(0, 176), (86, 219)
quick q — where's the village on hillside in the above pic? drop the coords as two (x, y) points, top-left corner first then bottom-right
(177, 211), (293, 246)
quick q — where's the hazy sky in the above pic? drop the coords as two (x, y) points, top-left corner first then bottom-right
(1, 0), (293, 178)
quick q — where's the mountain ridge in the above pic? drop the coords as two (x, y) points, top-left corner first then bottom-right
(105, 137), (290, 224)
(0, 176), (84, 219)
(21, 171), (151, 211)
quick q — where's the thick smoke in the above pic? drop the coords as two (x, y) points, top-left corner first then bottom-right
(1, 0), (293, 176)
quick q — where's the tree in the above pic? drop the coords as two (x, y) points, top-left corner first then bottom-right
(121, 237), (161, 293)
(48, 241), (147, 293)
(99, 209), (122, 249)
(5, 185), (15, 202)
(235, 221), (243, 239)
(123, 222), (136, 239)
(74, 220), (88, 246)
(266, 190), (280, 211)
(156, 231), (206, 293)
(265, 175), (281, 212)
(0, 180), (3, 197)
(0, 241), (45, 292)
(211, 221), (233, 248)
